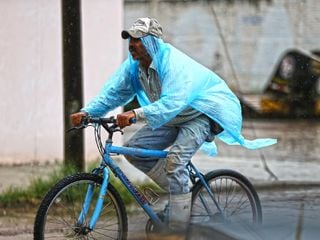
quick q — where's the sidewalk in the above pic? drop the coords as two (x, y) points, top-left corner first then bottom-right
(2, 120), (320, 193)
(0, 163), (60, 194)
(1, 150), (320, 194)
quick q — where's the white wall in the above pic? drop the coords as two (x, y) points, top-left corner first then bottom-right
(82, 0), (123, 161)
(0, 0), (123, 164)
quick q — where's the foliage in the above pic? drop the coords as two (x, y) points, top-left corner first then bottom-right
(0, 164), (77, 208)
(0, 163), (163, 210)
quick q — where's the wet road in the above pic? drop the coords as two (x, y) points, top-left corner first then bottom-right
(260, 187), (320, 240)
(224, 119), (320, 163)
(125, 187), (320, 240)
(1, 119), (320, 239)
(1, 187), (319, 240)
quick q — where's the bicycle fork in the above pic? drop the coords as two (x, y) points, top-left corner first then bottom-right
(77, 167), (110, 230)
(189, 163), (226, 220)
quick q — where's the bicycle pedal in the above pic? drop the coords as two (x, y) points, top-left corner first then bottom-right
(142, 187), (160, 205)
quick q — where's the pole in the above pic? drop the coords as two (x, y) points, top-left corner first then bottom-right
(62, 0), (84, 171)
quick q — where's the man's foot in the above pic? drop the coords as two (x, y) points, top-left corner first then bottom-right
(168, 192), (192, 231)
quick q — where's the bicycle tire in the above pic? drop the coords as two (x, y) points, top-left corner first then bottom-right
(191, 169), (262, 226)
(34, 173), (128, 240)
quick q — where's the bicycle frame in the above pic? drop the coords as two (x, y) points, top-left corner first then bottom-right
(78, 138), (223, 231)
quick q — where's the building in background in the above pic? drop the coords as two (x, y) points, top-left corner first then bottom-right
(0, 0), (123, 164)
(1, 0), (319, 164)
(124, 0), (320, 93)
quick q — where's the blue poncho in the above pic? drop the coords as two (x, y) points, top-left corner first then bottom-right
(83, 36), (277, 155)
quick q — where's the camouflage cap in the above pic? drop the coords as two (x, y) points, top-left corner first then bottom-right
(121, 17), (163, 39)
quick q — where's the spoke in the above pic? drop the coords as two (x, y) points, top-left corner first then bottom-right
(230, 200), (252, 216)
(224, 178), (229, 209)
(47, 216), (75, 229)
(234, 192), (247, 209)
(91, 229), (118, 239)
(225, 181), (239, 208)
(192, 173), (260, 229)
(192, 201), (206, 212)
(223, 179), (237, 211)
(43, 230), (77, 239)
(99, 203), (115, 218)
(93, 227), (120, 232)
(51, 199), (75, 218)
(94, 222), (120, 229)
(217, 178), (222, 203)
(87, 232), (99, 240)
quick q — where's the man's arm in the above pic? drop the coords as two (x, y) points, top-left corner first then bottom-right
(81, 59), (135, 117)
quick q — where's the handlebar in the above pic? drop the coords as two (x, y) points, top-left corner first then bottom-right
(86, 116), (136, 125)
(68, 115), (136, 156)
(68, 115), (136, 134)
(87, 116), (117, 125)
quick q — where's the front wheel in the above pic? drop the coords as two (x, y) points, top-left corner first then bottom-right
(34, 173), (128, 239)
(191, 169), (262, 226)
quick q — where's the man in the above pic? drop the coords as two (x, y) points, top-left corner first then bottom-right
(71, 17), (276, 231)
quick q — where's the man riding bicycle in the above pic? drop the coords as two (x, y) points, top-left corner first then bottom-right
(71, 17), (276, 232)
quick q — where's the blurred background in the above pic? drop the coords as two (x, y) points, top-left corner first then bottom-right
(0, 1), (320, 239)
(0, 0), (319, 166)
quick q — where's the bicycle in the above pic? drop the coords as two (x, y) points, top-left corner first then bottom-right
(34, 115), (262, 239)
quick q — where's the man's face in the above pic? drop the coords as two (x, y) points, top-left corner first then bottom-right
(129, 37), (149, 61)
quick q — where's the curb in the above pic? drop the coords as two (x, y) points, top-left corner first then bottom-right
(252, 180), (320, 191)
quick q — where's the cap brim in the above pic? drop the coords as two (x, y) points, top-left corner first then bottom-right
(121, 30), (130, 39)
(121, 30), (148, 39)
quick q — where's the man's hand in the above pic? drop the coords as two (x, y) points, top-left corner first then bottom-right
(116, 111), (136, 127)
(70, 112), (88, 126)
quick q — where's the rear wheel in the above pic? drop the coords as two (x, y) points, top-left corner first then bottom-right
(191, 169), (262, 226)
(34, 173), (128, 239)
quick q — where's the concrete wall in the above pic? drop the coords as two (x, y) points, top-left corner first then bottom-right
(0, 0), (123, 164)
(124, 0), (320, 92)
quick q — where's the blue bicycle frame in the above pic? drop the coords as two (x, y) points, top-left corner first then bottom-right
(78, 139), (223, 230)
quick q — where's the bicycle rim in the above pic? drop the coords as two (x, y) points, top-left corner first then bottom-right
(34, 174), (127, 239)
(191, 170), (262, 226)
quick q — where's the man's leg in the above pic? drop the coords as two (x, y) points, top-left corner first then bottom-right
(124, 124), (178, 190)
(165, 115), (213, 230)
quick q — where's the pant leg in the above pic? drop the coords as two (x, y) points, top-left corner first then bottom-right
(124, 124), (178, 173)
(165, 115), (213, 194)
